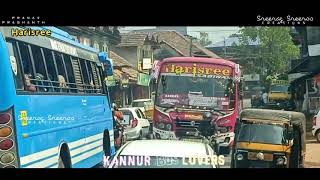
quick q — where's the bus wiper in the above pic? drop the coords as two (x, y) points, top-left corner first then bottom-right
(162, 102), (175, 112)
(207, 107), (226, 115)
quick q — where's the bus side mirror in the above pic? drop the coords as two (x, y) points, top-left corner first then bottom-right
(99, 52), (113, 76)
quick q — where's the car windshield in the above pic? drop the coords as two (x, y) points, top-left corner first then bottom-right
(132, 101), (150, 107)
(237, 123), (286, 145)
(270, 85), (289, 92)
(108, 156), (215, 168)
(156, 75), (235, 110)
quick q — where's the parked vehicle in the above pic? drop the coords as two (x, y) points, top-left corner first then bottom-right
(106, 140), (219, 168)
(312, 110), (320, 142)
(131, 99), (154, 121)
(119, 108), (150, 140)
(231, 109), (306, 168)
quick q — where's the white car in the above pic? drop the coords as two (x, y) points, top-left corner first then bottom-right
(131, 99), (153, 112)
(106, 140), (219, 168)
(119, 107), (150, 140)
(312, 110), (320, 142)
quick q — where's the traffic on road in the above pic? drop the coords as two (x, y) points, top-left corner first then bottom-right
(0, 26), (319, 168)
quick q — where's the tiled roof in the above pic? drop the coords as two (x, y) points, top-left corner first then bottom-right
(109, 51), (131, 67)
(122, 67), (138, 81)
(117, 32), (154, 47)
(118, 30), (219, 58)
(109, 51), (138, 82)
(152, 31), (220, 58)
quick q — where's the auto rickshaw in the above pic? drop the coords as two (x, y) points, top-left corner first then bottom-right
(231, 109), (306, 168)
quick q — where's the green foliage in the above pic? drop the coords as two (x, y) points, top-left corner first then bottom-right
(235, 27), (300, 76)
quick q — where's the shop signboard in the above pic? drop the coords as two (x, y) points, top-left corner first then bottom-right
(137, 73), (150, 86)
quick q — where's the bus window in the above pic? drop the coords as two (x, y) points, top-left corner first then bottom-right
(5, 41), (24, 90)
(30, 45), (49, 92)
(70, 57), (84, 93)
(54, 52), (69, 92)
(79, 59), (90, 93)
(63, 54), (77, 93)
(18, 43), (37, 92)
(42, 49), (59, 92)
(86, 60), (95, 93)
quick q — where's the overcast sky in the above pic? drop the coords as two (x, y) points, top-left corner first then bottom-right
(119, 26), (240, 44)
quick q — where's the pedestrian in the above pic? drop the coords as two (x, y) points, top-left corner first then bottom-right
(262, 90), (268, 105)
(302, 93), (308, 116)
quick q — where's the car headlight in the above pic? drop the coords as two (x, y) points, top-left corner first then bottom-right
(276, 156), (287, 165)
(165, 124), (172, 131)
(158, 123), (165, 129)
(236, 153), (244, 161)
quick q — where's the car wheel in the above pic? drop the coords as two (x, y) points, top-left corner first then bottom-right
(316, 130), (320, 143)
(138, 131), (143, 140)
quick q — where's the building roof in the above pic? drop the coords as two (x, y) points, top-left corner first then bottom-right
(152, 31), (220, 58)
(117, 32), (157, 47)
(206, 36), (260, 48)
(109, 51), (138, 81)
(118, 30), (220, 58)
(110, 51), (132, 67)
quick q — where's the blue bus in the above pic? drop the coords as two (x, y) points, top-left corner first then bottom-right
(0, 26), (115, 168)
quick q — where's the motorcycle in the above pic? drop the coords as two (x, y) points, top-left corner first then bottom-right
(113, 112), (127, 151)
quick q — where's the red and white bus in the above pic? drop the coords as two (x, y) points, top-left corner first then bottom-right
(151, 57), (242, 145)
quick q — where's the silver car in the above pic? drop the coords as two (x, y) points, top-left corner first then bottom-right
(106, 140), (221, 168)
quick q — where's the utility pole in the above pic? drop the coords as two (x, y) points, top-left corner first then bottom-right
(185, 34), (196, 57)
(224, 37), (227, 58)
(190, 38), (193, 56)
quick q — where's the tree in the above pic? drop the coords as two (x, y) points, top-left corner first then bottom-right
(198, 32), (212, 46)
(234, 27), (300, 76)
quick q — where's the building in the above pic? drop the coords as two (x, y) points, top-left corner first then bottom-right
(58, 26), (142, 107)
(288, 27), (320, 122)
(112, 32), (161, 101)
(58, 26), (121, 52)
(109, 51), (139, 107)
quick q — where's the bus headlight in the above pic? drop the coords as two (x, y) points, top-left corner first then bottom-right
(276, 156), (287, 165)
(236, 153), (244, 161)
(165, 124), (172, 131)
(158, 123), (165, 129)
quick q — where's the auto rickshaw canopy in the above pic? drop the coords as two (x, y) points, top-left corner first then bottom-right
(239, 108), (306, 152)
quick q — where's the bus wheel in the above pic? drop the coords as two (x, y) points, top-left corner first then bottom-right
(58, 143), (71, 168)
(58, 156), (65, 168)
(103, 130), (111, 156)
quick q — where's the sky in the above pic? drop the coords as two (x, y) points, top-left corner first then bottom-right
(119, 26), (240, 45)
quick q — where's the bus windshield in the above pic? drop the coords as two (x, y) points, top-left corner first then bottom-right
(156, 74), (235, 110)
(237, 123), (286, 145)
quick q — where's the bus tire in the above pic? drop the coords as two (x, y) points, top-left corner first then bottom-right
(58, 143), (72, 168)
(103, 130), (111, 156)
